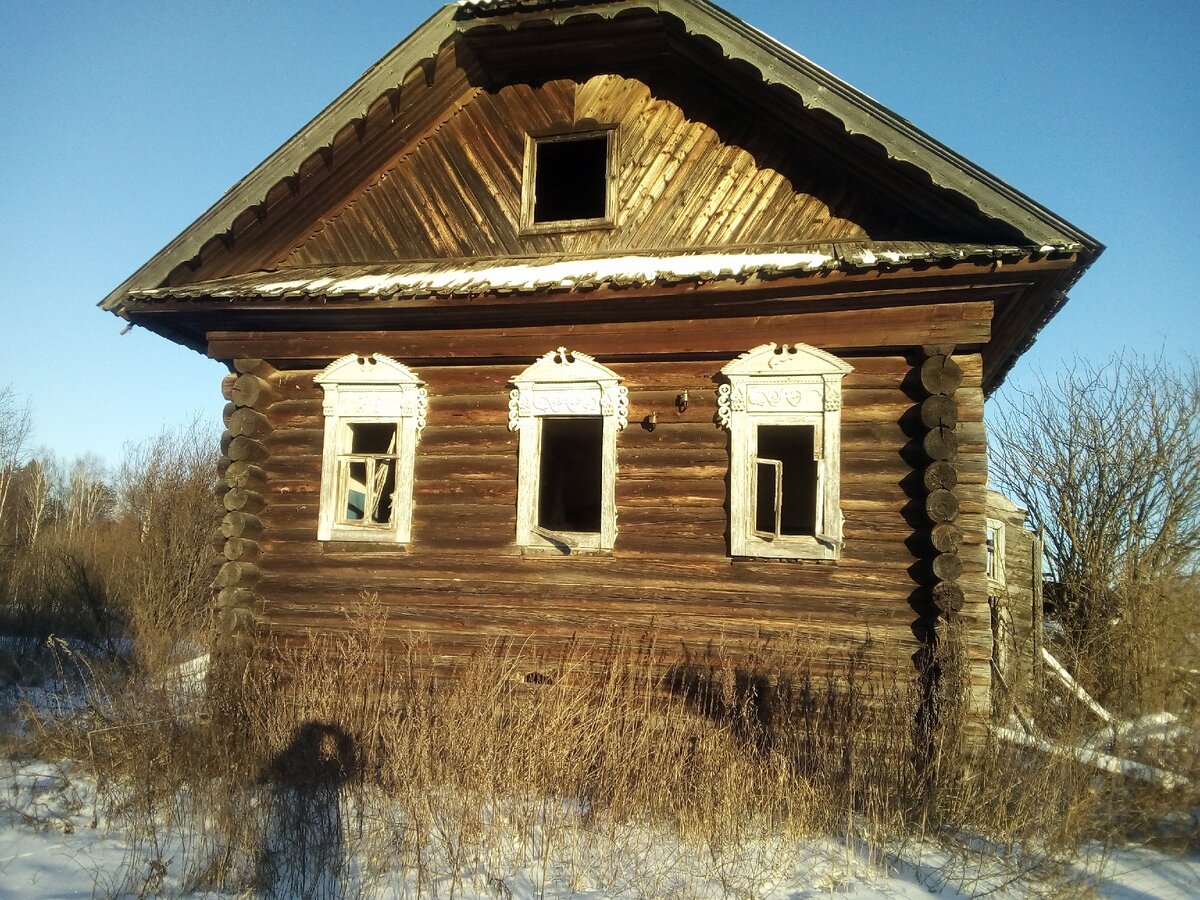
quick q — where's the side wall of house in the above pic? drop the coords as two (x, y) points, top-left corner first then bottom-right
(988, 499), (1041, 703)
(243, 348), (990, 711)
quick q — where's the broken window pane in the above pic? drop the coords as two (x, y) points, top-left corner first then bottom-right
(534, 135), (608, 223)
(538, 417), (603, 533)
(339, 423), (398, 525)
(754, 425), (818, 537)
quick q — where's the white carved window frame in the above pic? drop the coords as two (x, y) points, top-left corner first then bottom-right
(986, 517), (1007, 593)
(509, 348), (628, 553)
(315, 353), (427, 543)
(718, 343), (852, 560)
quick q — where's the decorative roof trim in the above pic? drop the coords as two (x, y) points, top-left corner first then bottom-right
(100, 5), (461, 314)
(103, 0), (1101, 318)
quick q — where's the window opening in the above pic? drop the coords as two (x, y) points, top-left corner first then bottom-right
(538, 417), (603, 533)
(339, 423), (398, 525)
(754, 425), (818, 538)
(314, 353), (426, 544)
(986, 519), (1006, 588)
(718, 342), (852, 560)
(533, 136), (608, 223)
(509, 347), (628, 553)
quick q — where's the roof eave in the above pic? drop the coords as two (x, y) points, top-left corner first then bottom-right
(99, 4), (460, 315)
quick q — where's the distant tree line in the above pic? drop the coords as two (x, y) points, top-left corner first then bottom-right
(0, 384), (219, 673)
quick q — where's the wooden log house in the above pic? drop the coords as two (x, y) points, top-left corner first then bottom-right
(102, 0), (1101, 721)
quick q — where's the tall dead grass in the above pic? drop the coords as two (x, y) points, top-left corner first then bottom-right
(20, 598), (1196, 897)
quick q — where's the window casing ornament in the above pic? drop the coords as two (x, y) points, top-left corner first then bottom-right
(509, 348), (627, 553)
(314, 354), (426, 543)
(718, 343), (852, 560)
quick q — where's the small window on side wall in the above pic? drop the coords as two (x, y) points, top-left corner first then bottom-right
(509, 348), (628, 553)
(521, 128), (616, 233)
(315, 354), (427, 543)
(718, 343), (852, 560)
(986, 518), (1006, 592)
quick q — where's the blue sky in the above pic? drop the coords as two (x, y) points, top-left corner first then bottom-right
(1, 1), (1196, 465)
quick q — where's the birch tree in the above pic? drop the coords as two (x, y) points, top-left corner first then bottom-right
(0, 386), (32, 530)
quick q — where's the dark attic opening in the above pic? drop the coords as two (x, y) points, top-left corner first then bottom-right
(754, 425), (818, 538)
(532, 134), (609, 224)
(538, 417), (603, 533)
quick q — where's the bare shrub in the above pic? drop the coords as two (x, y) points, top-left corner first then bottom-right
(991, 354), (1200, 713)
(23, 607), (1190, 898)
(109, 417), (220, 673)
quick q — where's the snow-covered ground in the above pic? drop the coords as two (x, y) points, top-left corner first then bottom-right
(2, 643), (1197, 898)
(1, 758), (1197, 899)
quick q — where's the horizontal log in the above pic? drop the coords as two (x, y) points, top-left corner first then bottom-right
(922, 461), (958, 492)
(919, 395), (957, 430)
(222, 511), (264, 539)
(930, 523), (964, 554)
(216, 606), (260, 637)
(224, 537), (261, 562)
(931, 552), (964, 583)
(206, 301), (994, 361)
(932, 581), (965, 614)
(216, 586), (257, 611)
(925, 489), (960, 523)
(226, 462), (267, 492)
(920, 355), (964, 396)
(233, 358), (273, 376)
(215, 561), (262, 588)
(231, 373), (275, 409)
(221, 373), (237, 402)
(922, 427), (959, 461)
(224, 488), (266, 514)
(228, 436), (270, 463)
(921, 344), (955, 359)
(229, 407), (273, 439)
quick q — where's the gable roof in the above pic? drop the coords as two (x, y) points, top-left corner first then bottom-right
(102, 0), (1100, 317)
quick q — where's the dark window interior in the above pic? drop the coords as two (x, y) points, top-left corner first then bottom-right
(350, 423), (396, 454)
(343, 423), (397, 524)
(755, 425), (818, 536)
(533, 135), (608, 223)
(538, 417), (603, 533)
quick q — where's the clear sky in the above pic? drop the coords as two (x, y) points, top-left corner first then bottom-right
(1, 1), (1196, 465)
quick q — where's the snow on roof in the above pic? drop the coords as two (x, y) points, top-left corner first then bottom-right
(130, 242), (1071, 304)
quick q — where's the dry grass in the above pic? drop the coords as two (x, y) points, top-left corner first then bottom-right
(12, 598), (1195, 898)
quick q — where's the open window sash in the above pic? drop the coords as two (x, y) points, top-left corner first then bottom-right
(336, 425), (399, 527)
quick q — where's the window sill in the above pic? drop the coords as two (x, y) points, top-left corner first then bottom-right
(519, 217), (616, 236)
(731, 554), (838, 566)
(321, 527), (408, 545)
(519, 540), (613, 558)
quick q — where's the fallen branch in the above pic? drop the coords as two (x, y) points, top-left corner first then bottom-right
(992, 726), (1189, 790)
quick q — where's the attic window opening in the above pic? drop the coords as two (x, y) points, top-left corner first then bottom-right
(523, 129), (615, 232)
(754, 425), (819, 539)
(538, 417), (603, 534)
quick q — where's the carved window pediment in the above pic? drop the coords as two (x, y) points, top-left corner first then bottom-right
(719, 343), (852, 560)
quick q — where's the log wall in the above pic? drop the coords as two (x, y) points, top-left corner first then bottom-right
(246, 348), (992, 714)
